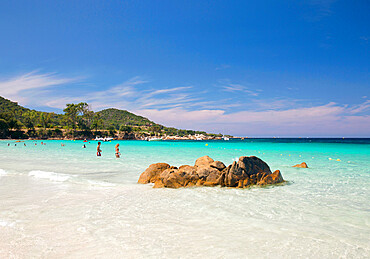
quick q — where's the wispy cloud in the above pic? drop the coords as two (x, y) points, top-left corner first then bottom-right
(87, 81), (197, 110)
(220, 81), (261, 96)
(137, 101), (370, 136)
(215, 64), (231, 71)
(147, 86), (192, 97)
(85, 77), (144, 102)
(348, 100), (370, 114)
(0, 71), (369, 136)
(14, 74), (198, 111)
(0, 71), (79, 105)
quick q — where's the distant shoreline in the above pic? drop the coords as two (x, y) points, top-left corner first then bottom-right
(0, 136), (234, 141)
(1, 137), (369, 141)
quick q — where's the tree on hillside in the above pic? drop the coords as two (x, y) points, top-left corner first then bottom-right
(63, 102), (93, 130)
(149, 125), (162, 135)
(132, 126), (141, 132)
(22, 110), (38, 129)
(77, 103), (94, 130)
(92, 113), (104, 132)
(107, 125), (116, 136)
(164, 127), (178, 136)
(0, 113), (22, 137)
(119, 125), (132, 133)
(0, 118), (9, 137)
(0, 113), (21, 130)
(63, 104), (80, 129)
(40, 113), (51, 129)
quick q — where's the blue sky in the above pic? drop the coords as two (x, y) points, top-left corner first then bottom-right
(0, 0), (369, 136)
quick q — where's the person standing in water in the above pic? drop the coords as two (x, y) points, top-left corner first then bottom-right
(97, 142), (102, 156)
(115, 143), (121, 158)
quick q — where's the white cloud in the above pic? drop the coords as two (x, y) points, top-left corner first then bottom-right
(43, 97), (83, 110)
(136, 102), (370, 136)
(148, 86), (192, 96)
(348, 100), (370, 114)
(0, 71), (369, 136)
(221, 82), (260, 96)
(0, 71), (80, 106)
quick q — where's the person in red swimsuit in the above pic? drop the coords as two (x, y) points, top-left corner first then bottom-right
(115, 143), (121, 158)
(97, 142), (102, 156)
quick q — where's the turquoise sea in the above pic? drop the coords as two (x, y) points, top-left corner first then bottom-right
(0, 139), (369, 258)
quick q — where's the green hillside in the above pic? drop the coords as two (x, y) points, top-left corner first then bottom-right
(0, 96), (225, 139)
(0, 96), (30, 118)
(0, 96), (63, 127)
(0, 96), (158, 129)
(96, 108), (156, 128)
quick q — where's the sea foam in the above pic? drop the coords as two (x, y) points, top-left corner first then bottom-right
(0, 169), (7, 177)
(28, 170), (71, 182)
(0, 219), (15, 228)
(87, 180), (116, 187)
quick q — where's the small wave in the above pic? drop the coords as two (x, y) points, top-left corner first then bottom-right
(28, 170), (71, 182)
(0, 169), (7, 176)
(0, 219), (15, 228)
(87, 180), (116, 187)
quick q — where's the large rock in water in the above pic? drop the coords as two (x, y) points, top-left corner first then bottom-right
(155, 165), (199, 188)
(138, 156), (284, 188)
(258, 170), (284, 185)
(194, 155), (214, 167)
(223, 156), (273, 187)
(137, 163), (170, 184)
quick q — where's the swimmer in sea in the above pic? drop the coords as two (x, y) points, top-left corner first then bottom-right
(24, 143), (26, 146)
(83, 144), (86, 148)
(115, 143), (121, 158)
(97, 142), (102, 156)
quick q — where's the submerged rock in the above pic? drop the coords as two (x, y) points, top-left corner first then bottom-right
(293, 162), (308, 168)
(138, 156), (285, 189)
(258, 170), (284, 185)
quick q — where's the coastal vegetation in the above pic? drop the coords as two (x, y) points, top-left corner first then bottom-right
(0, 96), (228, 139)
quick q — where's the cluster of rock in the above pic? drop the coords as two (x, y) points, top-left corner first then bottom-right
(138, 155), (284, 188)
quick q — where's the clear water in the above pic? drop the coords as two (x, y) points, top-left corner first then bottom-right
(0, 139), (369, 258)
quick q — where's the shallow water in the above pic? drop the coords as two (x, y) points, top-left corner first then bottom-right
(0, 139), (369, 258)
